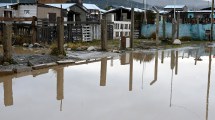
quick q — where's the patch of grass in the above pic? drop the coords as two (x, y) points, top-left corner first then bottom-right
(180, 36), (192, 41)
(50, 46), (66, 56)
(67, 40), (101, 50)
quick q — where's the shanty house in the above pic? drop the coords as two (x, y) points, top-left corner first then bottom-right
(105, 6), (144, 39)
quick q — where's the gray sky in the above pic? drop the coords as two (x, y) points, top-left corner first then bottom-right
(133, 0), (211, 8)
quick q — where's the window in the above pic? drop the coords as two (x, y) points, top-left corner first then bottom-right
(4, 11), (12, 18)
(120, 24), (124, 29)
(116, 32), (119, 37)
(24, 10), (30, 14)
(125, 24), (128, 29)
(115, 24), (118, 29)
(48, 13), (56, 22)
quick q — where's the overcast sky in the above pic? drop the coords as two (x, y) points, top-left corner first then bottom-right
(133, 0), (212, 8)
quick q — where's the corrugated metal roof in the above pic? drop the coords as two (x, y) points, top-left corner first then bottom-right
(46, 3), (104, 12)
(106, 6), (144, 13)
(0, 3), (16, 8)
(46, 3), (75, 10)
(83, 3), (100, 10)
(99, 9), (107, 13)
(164, 5), (186, 9)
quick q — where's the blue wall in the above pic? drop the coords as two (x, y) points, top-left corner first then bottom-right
(141, 23), (215, 40)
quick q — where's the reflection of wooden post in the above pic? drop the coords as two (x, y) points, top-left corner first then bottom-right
(111, 57), (113, 67)
(171, 50), (175, 70)
(101, 18), (107, 51)
(130, 8), (134, 48)
(32, 16), (36, 44)
(175, 51), (178, 75)
(150, 51), (158, 85)
(161, 51), (164, 64)
(195, 49), (198, 65)
(3, 24), (12, 62)
(57, 17), (64, 54)
(57, 68), (64, 100)
(129, 53), (133, 91)
(206, 47), (212, 120)
(56, 68), (64, 111)
(4, 77), (13, 106)
(100, 57), (107, 86)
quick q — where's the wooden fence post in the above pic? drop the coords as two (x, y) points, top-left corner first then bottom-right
(130, 8), (134, 48)
(176, 12), (180, 39)
(101, 19), (107, 51)
(3, 24), (12, 62)
(57, 17), (64, 54)
(155, 12), (159, 45)
(163, 15), (166, 39)
(172, 19), (177, 42)
(31, 16), (36, 44)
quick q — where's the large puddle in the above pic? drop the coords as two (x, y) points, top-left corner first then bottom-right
(0, 45), (215, 120)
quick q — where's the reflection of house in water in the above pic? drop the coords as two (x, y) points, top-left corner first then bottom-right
(120, 53), (130, 65)
(132, 52), (155, 63)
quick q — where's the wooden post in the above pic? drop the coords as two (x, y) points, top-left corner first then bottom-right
(32, 16), (36, 44)
(176, 12), (180, 39)
(101, 19), (107, 51)
(172, 18), (177, 42)
(130, 8), (134, 48)
(3, 24), (12, 62)
(211, 0), (214, 41)
(163, 15), (166, 40)
(100, 57), (107, 86)
(153, 6), (160, 45)
(57, 17), (64, 54)
(155, 12), (159, 45)
(197, 17), (200, 40)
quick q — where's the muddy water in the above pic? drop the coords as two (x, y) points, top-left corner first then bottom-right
(0, 46), (49, 55)
(0, 46), (215, 120)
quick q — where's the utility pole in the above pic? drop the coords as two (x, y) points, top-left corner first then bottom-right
(143, 0), (147, 24)
(211, 0), (214, 41)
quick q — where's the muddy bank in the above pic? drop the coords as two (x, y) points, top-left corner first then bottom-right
(0, 46), (120, 75)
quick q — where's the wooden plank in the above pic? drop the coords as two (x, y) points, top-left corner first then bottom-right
(0, 17), (35, 21)
(65, 21), (114, 25)
(56, 60), (75, 65)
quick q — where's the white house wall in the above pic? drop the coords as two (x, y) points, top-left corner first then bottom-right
(0, 8), (3, 17)
(18, 5), (37, 18)
(113, 21), (131, 39)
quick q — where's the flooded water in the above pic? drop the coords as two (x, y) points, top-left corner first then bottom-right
(0, 45), (215, 120)
(0, 46), (49, 55)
